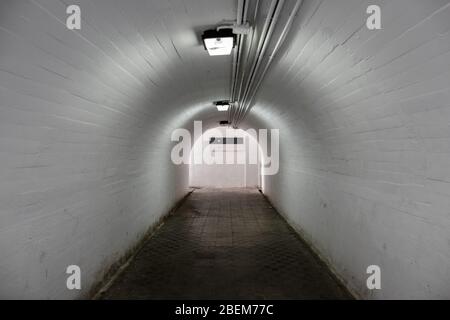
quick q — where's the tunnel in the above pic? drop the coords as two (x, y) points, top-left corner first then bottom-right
(1, 0), (450, 301)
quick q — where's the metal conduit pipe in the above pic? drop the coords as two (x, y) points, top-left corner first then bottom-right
(230, 0), (266, 125)
(231, 0), (280, 125)
(233, 0), (249, 99)
(235, 0), (303, 127)
(227, 0), (239, 120)
(229, 0), (277, 124)
(231, 0), (285, 127)
(228, 48), (237, 121)
(229, 0), (244, 101)
(229, 0), (249, 121)
(234, 0), (260, 108)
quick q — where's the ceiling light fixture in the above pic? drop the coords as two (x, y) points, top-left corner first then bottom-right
(202, 29), (236, 56)
(215, 101), (230, 112)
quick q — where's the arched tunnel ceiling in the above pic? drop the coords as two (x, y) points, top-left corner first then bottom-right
(0, 0), (245, 298)
(0, 0), (241, 132)
(1, 0), (450, 300)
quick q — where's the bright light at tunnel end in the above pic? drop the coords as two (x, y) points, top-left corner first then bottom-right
(170, 121), (279, 175)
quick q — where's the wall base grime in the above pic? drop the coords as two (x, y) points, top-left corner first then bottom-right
(89, 189), (195, 300)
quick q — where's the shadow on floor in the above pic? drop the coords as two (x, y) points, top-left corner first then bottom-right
(99, 188), (352, 299)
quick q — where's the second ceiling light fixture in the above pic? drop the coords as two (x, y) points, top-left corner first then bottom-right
(202, 0), (303, 127)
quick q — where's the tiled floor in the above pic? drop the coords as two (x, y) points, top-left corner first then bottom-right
(100, 188), (352, 299)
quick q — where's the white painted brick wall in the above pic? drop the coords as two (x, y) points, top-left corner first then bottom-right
(0, 0), (233, 298)
(250, 0), (450, 299)
(2, 0), (449, 300)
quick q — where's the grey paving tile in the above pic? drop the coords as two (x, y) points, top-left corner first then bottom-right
(101, 188), (352, 300)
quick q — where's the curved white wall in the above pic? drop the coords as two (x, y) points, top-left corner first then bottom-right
(1, 0), (450, 300)
(247, 0), (450, 299)
(0, 0), (235, 298)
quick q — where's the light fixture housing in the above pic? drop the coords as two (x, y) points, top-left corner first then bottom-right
(202, 29), (236, 56)
(215, 100), (230, 112)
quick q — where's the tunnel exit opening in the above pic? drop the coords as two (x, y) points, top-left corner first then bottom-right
(189, 126), (263, 189)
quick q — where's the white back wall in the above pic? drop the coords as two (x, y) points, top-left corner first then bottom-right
(189, 127), (259, 188)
